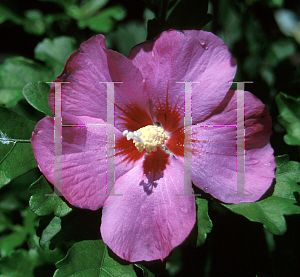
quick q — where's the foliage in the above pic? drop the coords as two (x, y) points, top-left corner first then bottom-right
(195, 198), (213, 247)
(276, 93), (300, 146)
(0, 107), (37, 188)
(1, 0), (300, 276)
(223, 155), (300, 235)
(54, 240), (136, 277)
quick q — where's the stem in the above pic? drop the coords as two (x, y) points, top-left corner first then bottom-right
(0, 138), (31, 143)
(158, 0), (169, 21)
(0, 138), (32, 165)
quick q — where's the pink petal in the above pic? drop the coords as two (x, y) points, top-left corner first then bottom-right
(128, 30), (237, 132)
(101, 149), (196, 262)
(48, 34), (152, 132)
(31, 115), (136, 210)
(190, 90), (275, 203)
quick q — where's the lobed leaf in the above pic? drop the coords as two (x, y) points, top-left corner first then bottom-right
(222, 155), (300, 235)
(0, 106), (37, 188)
(54, 240), (136, 277)
(66, 0), (109, 20)
(107, 21), (147, 56)
(78, 5), (127, 32)
(34, 37), (76, 77)
(23, 10), (46, 36)
(276, 92), (300, 146)
(0, 57), (53, 107)
(28, 175), (72, 217)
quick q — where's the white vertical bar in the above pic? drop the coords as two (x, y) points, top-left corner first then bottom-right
(99, 81), (122, 196)
(229, 81), (253, 197)
(46, 81), (69, 196)
(184, 82), (192, 196)
(236, 88), (245, 194)
(176, 81), (201, 196)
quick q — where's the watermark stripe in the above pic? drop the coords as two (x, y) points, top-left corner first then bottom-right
(98, 82), (123, 196)
(229, 81), (254, 197)
(175, 82), (201, 196)
(46, 82), (70, 196)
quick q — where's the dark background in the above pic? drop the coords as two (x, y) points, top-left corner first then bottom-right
(0, 0), (300, 276)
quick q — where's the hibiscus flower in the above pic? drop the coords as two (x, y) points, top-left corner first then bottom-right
(31, 30), (275, 262)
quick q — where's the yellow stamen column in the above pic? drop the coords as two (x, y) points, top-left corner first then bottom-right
(123, 125), (169, 153)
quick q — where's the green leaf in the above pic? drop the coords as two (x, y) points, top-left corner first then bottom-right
(54, 240), (136, 277)
(0, 169), (40, 211)
(0, 208), (37, 257)
(276, 92), (300, 146)
(0, 249), (40, 277)
(134, 264), (155, 277)
(107, 21), (146, 56)
(0, 211), (11, 233)
(0, 247), (64, 277)
(269, 0), (284, 8)
(0, 188), (26, 211)
(195, 198), (213, 247)
(23, 207), (38, 235)
(34, 37), (76, 77)
(66, 0), (109, 20)
(222, 155), (300, 235)
(22, 82), (53, 116)
(38, 0), (78, 10)
(271, 39), (296, 61)
(164, 247), (182, 276)
(0, 106), (37, 188)
(78, 5), (127, 32)
(0, 228), (27, 257)
(0, 3), (23, 25)
(29, 175), (72, 217)
(39, 216), (62, 250)
(218, 0), (242, 48)
(23, 10), (46, 36)
(0, 57), (53, 107)
(37, 209), (101, 250)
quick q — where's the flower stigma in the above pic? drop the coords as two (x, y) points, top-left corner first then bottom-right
(123, 125), (169, 153)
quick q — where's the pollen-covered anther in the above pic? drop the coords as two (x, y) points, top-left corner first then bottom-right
(123, 125), (169, 153)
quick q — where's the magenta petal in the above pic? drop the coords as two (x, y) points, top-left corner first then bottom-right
(31, 115), (135, 210)
(48, 34), (151, 131)
(128, 30), (237, 130)
(192, 90), (275, 204)
(101, 157), (196, 262)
